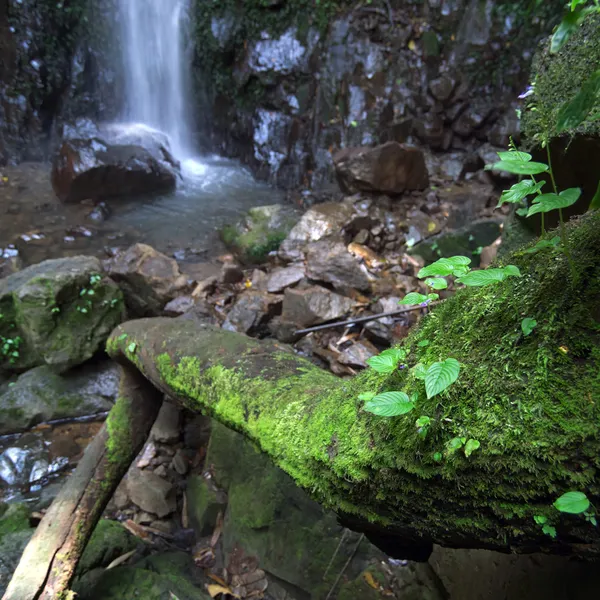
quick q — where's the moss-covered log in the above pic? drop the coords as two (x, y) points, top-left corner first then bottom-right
(102, 212), (600, 557)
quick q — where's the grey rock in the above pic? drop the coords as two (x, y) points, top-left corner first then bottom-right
(104, 243), (189, 317)
(337, 340), (378, 368)
(0, 256), (124, 372)
(150, 402), (181, 444)
(282, 286), (356, 328)
(266, 266), (305, 293)
(0, 361), (119, 435)
(171, 450), (189, 476)
(222, 292), (282, 334)
(279, 201), (356, 262)
(125, 468), (176, 518)
(163, 295), (196, 316)
(0, 531), (34, 597)
(305, 240), (371, 292)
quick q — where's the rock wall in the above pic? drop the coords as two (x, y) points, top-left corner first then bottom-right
(192, 0), (564, 190)
(0, 0), (121, 164)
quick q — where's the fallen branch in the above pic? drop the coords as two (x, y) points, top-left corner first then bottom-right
(2, 364), (163, 600)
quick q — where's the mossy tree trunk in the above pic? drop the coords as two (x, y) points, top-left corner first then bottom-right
(2, 365), (163, 600)
(102, 212), (599, 558)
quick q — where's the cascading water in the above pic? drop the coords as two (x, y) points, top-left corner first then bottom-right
(119, 0), (191, 157)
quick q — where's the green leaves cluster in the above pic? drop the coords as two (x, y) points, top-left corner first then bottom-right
(551, 1), (600, 53)
(366, 348), (406, 373)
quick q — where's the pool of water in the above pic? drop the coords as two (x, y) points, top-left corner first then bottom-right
(0, 155), (284, 268)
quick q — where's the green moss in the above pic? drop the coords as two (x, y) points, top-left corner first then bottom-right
(0, 504), (30, 540)
(523, 12), (600, 143)
(109, 212), (600, 551)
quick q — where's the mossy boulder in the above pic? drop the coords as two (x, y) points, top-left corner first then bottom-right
(0, 504), (34, 597)
(108, 210), (600, 557)
(0, 256), (125, 373)
(79, 551), (210, 600)
(521, 12), (600, 228)
(0, 361), (118, 435)
(0, 504), (30, 540)
(221, 204), (299, 264)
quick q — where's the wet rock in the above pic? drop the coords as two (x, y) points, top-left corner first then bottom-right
(51, 137), (178, 203)
(0, 256), (124, 373)
(163, 295), (196, 316)
(247, 28), (309, 78)
(150, 402), (181, 444)
(126, 468), (176, 518)
(222, 291), (282, 334)
(222, 204), (299, 264)
(452, 100), (494, 138)
(0, 361), (119, 435)
(86, 202), (111, 224)
(266, 265), (305, 293)
(187, 474), (228, 537)
(305, 240), (371, 292)
(278, 201), (356, 262)
(282, 286), (356, 328)
(488, 104), (521, 147)
(337, 340), (379, 368)
(409, 218), (503, 263)
(333, 142), (429, 195)
(104, 243), (188, 317)
(363, 319), (393, 345)
(429, 75), (456, 103)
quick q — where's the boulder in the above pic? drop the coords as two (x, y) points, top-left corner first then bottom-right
(104, 243), (188, 317)
(282, 286), (356, 328)
(125, 468), (176, 518)
(0, 361), (119, 435)
(150, 401), (181, 444)
(222, 292), (282, 334)
(333, 142), (429, 195)
(51, 136), (178, 203)
(0, 256), (124, 373)
(278, 201), (356, 262)
(221, 204), (299, 264)
(305, 240), (372, 292)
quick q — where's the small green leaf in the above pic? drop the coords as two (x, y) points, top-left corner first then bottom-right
(399, 292), (429, 306)
(364, 392), (415, 417)
(554, 491), (590, 514)
(447, 436), (465, 451)
(425, 358), (460, 399)
(118, 333), (128, 341)
(487, 160), (549, 176)
(523, 237), (561, 254)
(496, 150), (532, 162)
(534, 515), (548, 525)
(418, 256), (471, 278)
(433, 452), (443, 462)
(464, 438), (481, 457)
(497, 180), (545, 207)
(542, 524), (557, 538)
(367, 353), (400, 374)
(127, 342), (137, 354)
(379, 348), (407, 362)
(417, 340), (430, 348)
(456, 266), (521, 287)
(521, 317), (537, 336)
(424, 277), (448, 290)
(527, 188), (581, 216)
(358, 392), (376, 402)
(413, 363), (427, 380)
(416, 416), (431, 428)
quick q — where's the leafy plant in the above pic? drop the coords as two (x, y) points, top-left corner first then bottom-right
(415, 416), (431, 438)
(363, 392), (415, 417)
(521, 317), (537, 336)
(77, 273), (103, 315)
(1, 335), (22, 364)
(464, 439), (481, 457)
(551, 1), (600, 53)
(533, 515), (557, 538)
(366, 348), (407, 373)
(425, 358), (461, 399)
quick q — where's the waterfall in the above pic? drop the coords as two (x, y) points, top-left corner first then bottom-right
(119, 0), (191, 156)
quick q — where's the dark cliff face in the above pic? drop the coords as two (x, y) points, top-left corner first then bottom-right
(191, 0), (565, 190)
(0, 0), (122, 165)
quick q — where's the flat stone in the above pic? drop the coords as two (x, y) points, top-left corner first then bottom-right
(266, 266), (305, 293)
(305, 240), (371, 292)
(222, 292), (282, 334)
(150, 402), (181, 444)
(126, 468), (176, 518)
(282, 286), (357, 328)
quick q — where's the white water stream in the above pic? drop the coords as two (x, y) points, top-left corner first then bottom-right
(119, 0), (191, 157)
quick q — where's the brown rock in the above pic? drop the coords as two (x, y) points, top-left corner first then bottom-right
(333, 142), (429, 196)
(52, 138), (177, 203)
(282, 286), (357, 328)
(104, 243), (188, 316)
